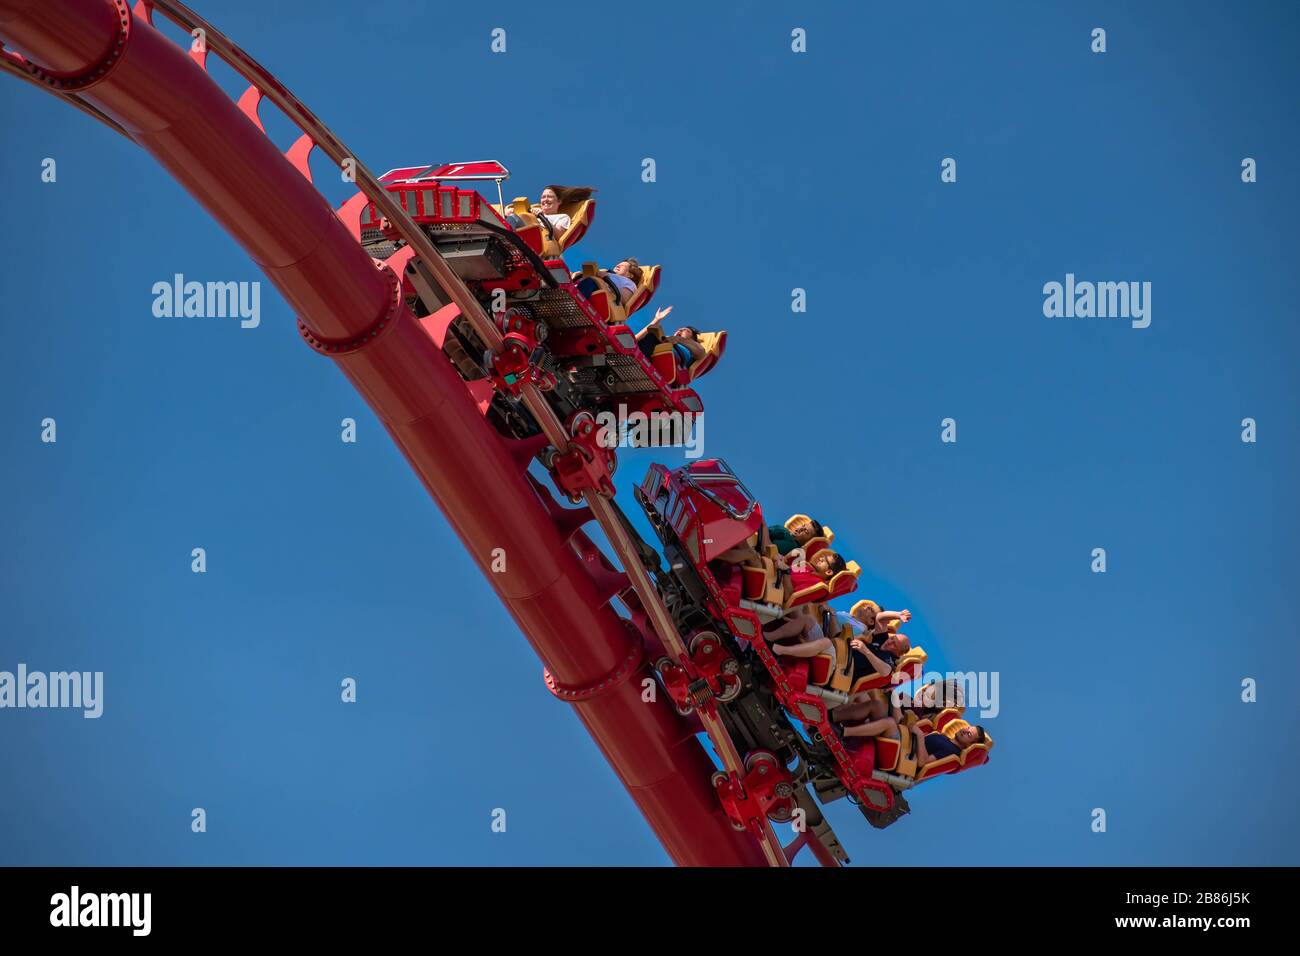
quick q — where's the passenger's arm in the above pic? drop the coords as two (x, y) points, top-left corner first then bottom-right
(543, 214), (569, 235)
(635, 305), (673, 340)
(679, 337), (707, 364)
(877, 609), (912, 626)
(850, 639), (892, 677)
(764, 615), (809, 642)
(914, 731), (934, 766)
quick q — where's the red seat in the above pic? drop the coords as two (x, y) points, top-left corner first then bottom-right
(850, 670), (891, 695)
(827, 564), (860, 598)
(872, 733), (903, 772)
(686, 331), (726, 381)
(843, 734), (904, 778)
(710, 560), (744, 606)
(934, 708), (964, 733)
(913, 714), (993, 784)
(802, 536), (831, 562)
(848, 646), (927, 698)
(624, 264), (661, 316)
(807, 653), (834, 686)
(555, 198), (595, 253)
(786, 575), (830, 608)
(651, 329), (726, 387)
(651, 342), (678, 384)
(740, 564), (768, 600)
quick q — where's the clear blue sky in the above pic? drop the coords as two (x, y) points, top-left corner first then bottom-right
(1, 0), (1297, 866)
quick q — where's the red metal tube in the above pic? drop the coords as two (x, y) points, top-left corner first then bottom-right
(0, 0), (765, 865)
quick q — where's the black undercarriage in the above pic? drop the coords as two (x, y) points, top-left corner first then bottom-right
(364, 225), (670, 445)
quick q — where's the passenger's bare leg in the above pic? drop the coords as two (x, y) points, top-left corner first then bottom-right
(772, 636), (832, 658)
(831, 701), (875, 723)
(714, 544), (761, 564)
(841, 717), (899, 739)
(763, 615), (807, 642)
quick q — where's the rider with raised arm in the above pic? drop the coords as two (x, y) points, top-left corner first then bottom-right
(636, 303), (704, 357)
(847, 601), (912, 639)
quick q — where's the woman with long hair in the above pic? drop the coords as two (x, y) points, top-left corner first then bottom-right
(530, 184), (596, 236)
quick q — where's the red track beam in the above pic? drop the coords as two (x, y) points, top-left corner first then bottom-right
(0, 0), (766, 865)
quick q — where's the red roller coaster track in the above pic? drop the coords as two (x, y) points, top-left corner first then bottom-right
(0, 0), (837, 866)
